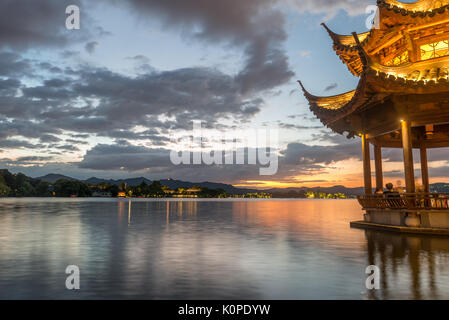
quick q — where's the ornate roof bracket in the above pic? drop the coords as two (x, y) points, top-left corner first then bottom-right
(351, 32), (370, 69)
(321, 23), (371, 50)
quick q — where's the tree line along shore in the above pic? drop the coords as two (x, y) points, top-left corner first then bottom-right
(0, 169), (351, 199)
(0, 169), (271, 198)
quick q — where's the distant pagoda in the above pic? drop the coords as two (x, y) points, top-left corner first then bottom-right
(300, 0), (449, 232)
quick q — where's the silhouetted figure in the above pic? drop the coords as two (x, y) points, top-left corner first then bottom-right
(384, 183), (400, 198)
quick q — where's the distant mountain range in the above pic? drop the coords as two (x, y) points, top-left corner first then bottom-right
(36, 174), (258, 195)
(35, 173), (449, 196)
(158, 179), (259, 194)
(36, 174), (77, 183)
(84, 176), (152, 186)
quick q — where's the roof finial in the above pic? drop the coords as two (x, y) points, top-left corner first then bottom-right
(321, 23), (338, 43)
(297, 80), (312, 98)
(321, 23), (333, 35)
(297, 80), (323, 101)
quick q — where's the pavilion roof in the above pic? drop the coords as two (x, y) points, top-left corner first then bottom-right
(324, 0), (449, 76)
(380, 0), (449, 13)
(321, 23), (372, 76)
(300, 48), (449, 134)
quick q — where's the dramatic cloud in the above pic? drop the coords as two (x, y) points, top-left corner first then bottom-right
(85, 41), (99, 54)
(280, 141), (361, 166)
(428, 166), (449, 178)
(289, 0), (373, 18)
(107, 0), (295, 94)
(72, 66), (262, 126)
(0, 118), (61, 140)
(384, 166), (449, 180)
(0, 0), (85, 49)
(324, 83), (338, 92)
(0, 52), (31, 77)
(75, 136), (362, 183)
(0, 53), (263, 144)
(379, 148), (449, 163)
(277, 123), (322, 130)
(16, 156), (53, 162)
(0, 0), (374, 51)
(0, 139), (44, 150)
(76, 143), (261, 183)
(79, 144), (171, 171)
(3, 0), (423, 186)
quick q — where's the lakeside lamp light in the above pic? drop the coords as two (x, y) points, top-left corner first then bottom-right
(426, 124), (434, 136)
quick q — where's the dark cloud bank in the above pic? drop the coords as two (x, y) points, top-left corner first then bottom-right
(109, 0), (294, 94)
(3, 0), (448, 183)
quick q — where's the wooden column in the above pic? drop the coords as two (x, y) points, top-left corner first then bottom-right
(362, 134), (372, 195)
(420, 146), (430, 193)
(374, 145), (383, 192)
(401, 120), (415, 193)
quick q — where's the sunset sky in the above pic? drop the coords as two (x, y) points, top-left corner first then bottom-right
(1, 0), (448, 188)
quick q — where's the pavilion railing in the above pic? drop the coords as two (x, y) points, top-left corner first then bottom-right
(357, 193), (449, 210)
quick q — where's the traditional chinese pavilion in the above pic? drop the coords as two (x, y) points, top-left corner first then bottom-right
(300, 0), (449, 232)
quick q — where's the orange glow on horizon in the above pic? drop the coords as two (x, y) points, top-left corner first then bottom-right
(235, 180), (362, 189)
(234, 157), (449, 189)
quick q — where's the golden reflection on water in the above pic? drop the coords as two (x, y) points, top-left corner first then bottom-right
(364, 230), (449, 300)
(231, 200), (449, 299)
(231, 200), (366, 251)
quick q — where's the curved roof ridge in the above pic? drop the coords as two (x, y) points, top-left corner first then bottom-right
(321, 23), (371, 48)
(298, 81), (356, 100)
(381, 0), (449, 12)
(297, 80), (316, 99)
(298, 81), (357, 111)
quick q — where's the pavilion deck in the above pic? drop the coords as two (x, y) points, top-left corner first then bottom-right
(357, 193), (449, 231)
(358, 193), (449, 211)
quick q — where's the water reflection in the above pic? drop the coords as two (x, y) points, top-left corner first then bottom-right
(0, 198), (449, 299)
(363, 230), (449, 300)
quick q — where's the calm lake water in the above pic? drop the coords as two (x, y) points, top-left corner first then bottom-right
(0, 198), (449, 300)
